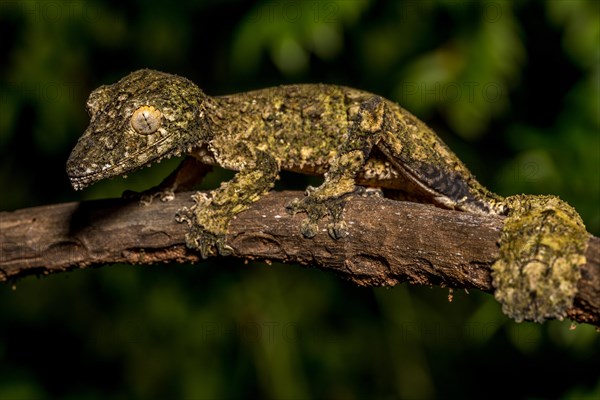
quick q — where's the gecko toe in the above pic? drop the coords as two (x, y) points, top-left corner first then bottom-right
(123, 188), (176, 205)
(184, 227), (229, 259)
(285, 197), (303, 215)
(328, 220), (349, 240)
(301, 219), (319, 238)
(286, 193), (351, 240)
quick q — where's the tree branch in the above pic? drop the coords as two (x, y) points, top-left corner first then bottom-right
(1, 191), (598, 325)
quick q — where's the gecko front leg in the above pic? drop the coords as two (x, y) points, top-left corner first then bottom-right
(124, 156), (212, 204)
(287, 96), (386, 239)
(177, 149), (279, 258)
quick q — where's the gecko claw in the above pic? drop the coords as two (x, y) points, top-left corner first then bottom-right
(123, 188), (175, 205)
(286, 192), (351, 239)
(327, 220), (349, 239)
(184, 224), (232, 259)
(300, 219), (319, 238)
(176, 205), (232, 259)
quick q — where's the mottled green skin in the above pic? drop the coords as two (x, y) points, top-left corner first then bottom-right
(67, 70), (209, 188)
(492, 195), (588, 323)
(67, 69), (589, 323)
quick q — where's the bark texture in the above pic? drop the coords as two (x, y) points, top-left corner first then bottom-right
(1, 191), (598, 325)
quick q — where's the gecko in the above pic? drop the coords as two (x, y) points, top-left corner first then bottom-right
(67, 69), (588, 323)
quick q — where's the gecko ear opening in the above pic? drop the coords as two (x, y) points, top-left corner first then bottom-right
(131, 105), (163, 135)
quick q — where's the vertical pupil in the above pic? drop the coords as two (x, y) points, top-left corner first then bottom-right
(142, 112), (150, 128)
(132, 106), (161, 134)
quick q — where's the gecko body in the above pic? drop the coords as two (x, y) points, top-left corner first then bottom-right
(67, 69), (588, 323)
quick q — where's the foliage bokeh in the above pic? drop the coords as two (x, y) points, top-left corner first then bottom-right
(0, 0), (599, 399)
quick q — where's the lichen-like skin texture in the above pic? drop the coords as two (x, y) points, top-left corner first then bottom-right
(67, 69), (589, 323)
(491, 195), (589, 323)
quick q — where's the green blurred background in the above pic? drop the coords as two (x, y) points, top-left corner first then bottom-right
(1, 0), (599, 399)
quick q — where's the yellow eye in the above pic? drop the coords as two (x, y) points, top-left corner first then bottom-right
(131, 105), (162, 134)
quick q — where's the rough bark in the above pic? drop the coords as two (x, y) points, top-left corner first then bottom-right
(0, 191), (598, 325)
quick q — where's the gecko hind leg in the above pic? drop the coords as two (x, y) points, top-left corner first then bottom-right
(287, 96), (386, 239)
(123, 156), (212, 205)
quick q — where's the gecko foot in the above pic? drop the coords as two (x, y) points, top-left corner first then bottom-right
(286, 187), (360, 239)
(176, 193), (233, 259)
(123, 188), (175, 205)
(176, 207), (233, 259)
(184, 225), (232, 259)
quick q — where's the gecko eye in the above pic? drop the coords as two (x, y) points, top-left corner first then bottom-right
(131, 105), (162, 135)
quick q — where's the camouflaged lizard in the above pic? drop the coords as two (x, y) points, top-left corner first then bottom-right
(67, 69), (589, 323)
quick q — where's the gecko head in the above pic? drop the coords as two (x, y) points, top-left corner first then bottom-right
(67, 69), (210, 190)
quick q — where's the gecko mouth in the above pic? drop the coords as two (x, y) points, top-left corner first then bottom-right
(69, 172), (107, 191)
(67, 146), (186, 191)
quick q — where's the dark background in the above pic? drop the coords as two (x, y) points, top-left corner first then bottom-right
(1, 1), (599, 399)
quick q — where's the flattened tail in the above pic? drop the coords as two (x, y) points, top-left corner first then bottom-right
(453, 191), (508, 216)
(384, 155), (507, 216)
(433, 171), (507, 216)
